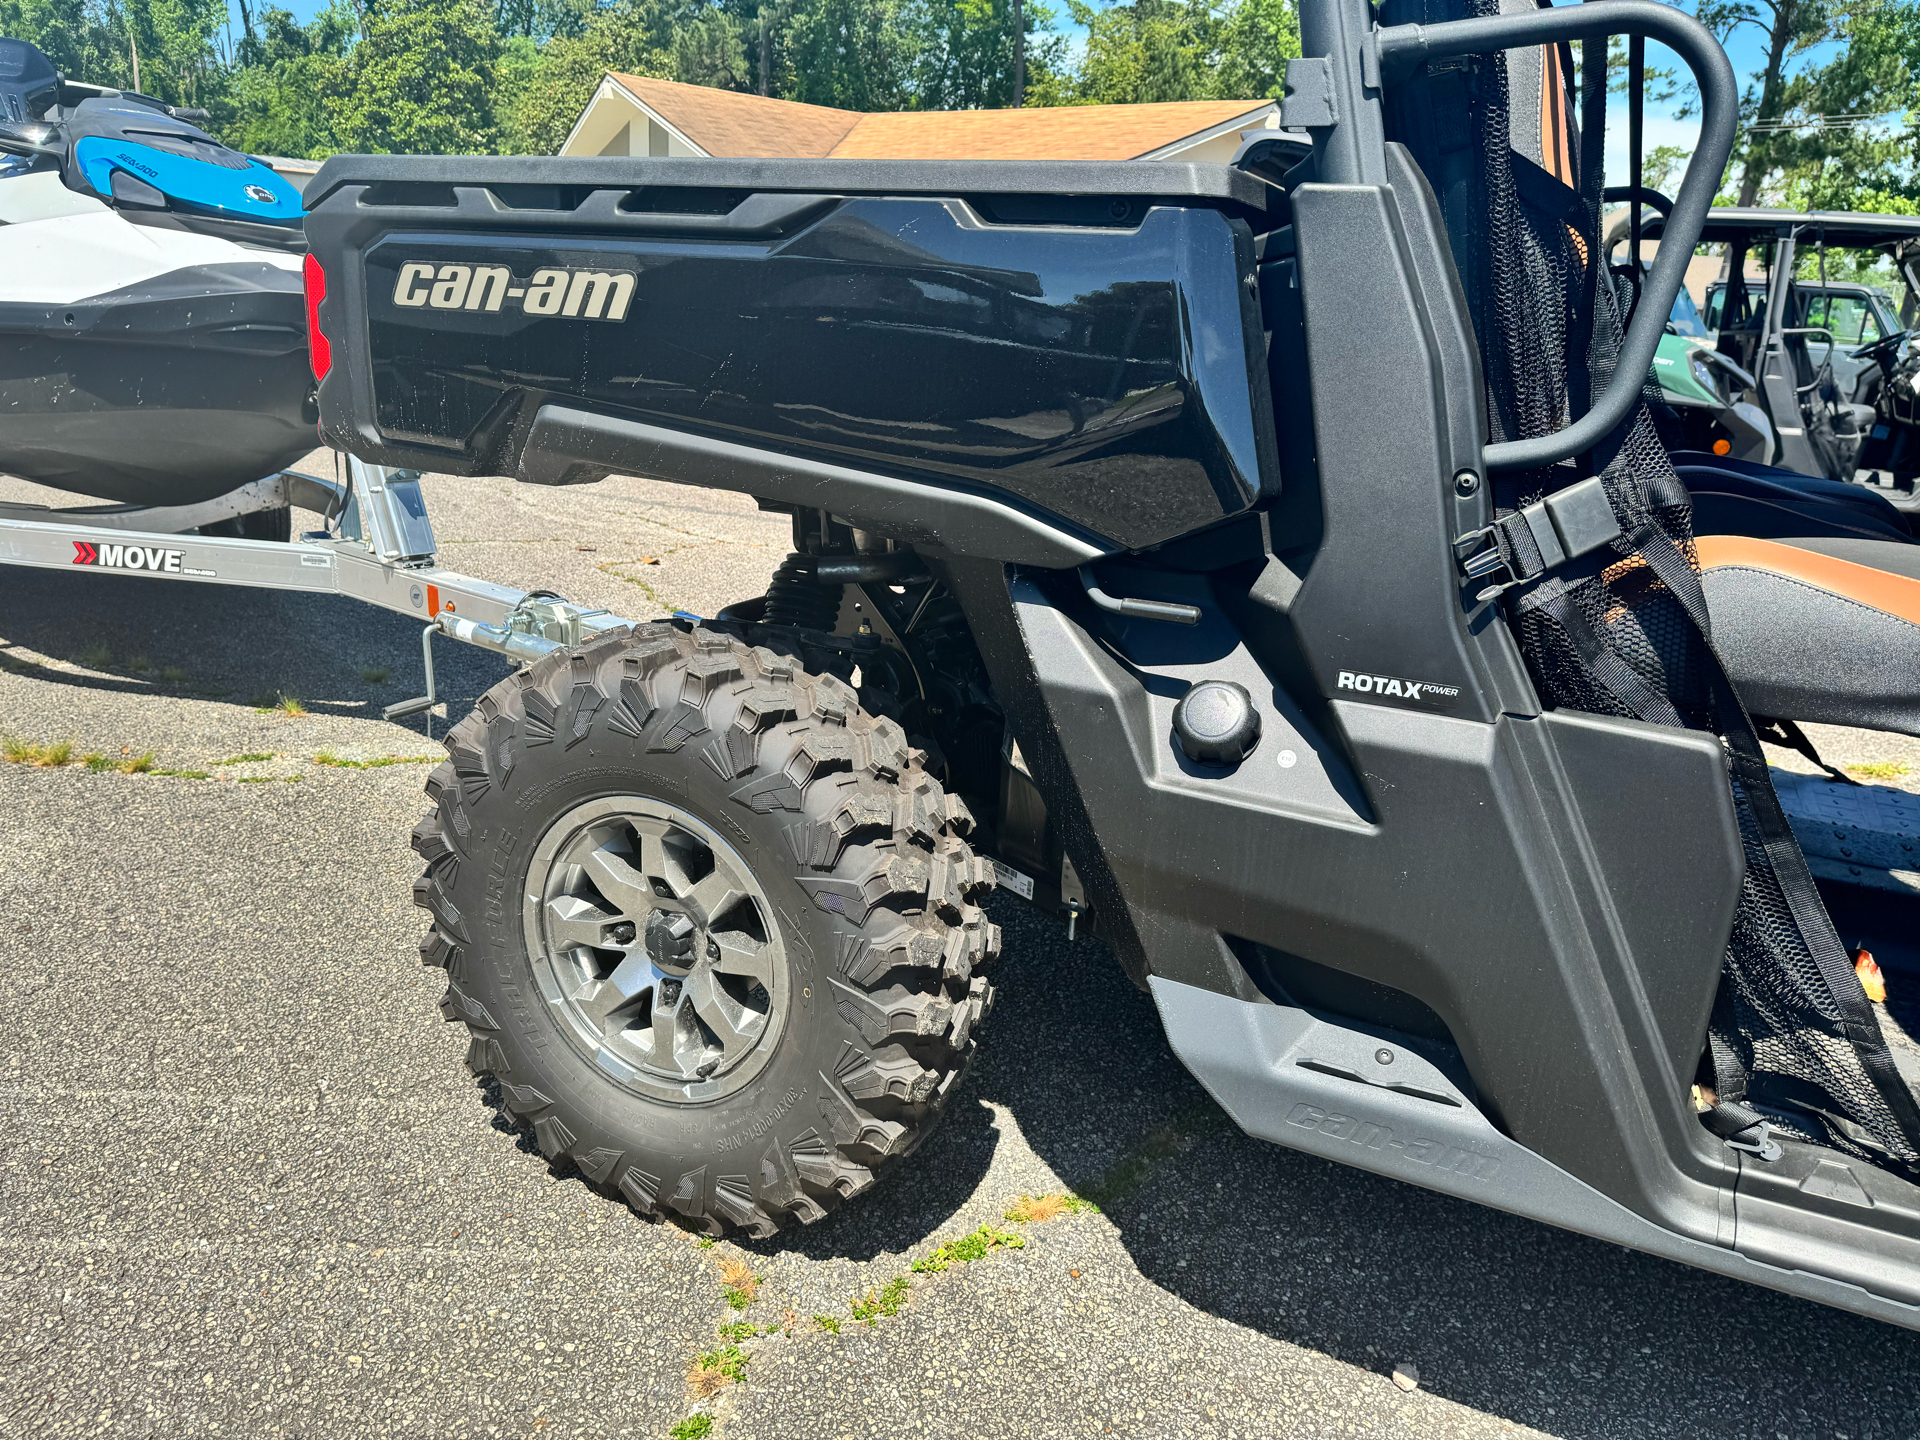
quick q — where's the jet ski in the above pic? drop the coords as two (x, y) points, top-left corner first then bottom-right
(0, 37), (314, 507)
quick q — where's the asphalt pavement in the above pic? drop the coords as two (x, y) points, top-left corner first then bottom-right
(1, 459), (1916, 1439)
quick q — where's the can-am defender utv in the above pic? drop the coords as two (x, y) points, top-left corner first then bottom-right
(303, 0), (1920, 1326)
(1606, 200), (1919, 509)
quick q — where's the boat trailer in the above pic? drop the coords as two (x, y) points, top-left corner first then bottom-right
(0, 457), (646, 731)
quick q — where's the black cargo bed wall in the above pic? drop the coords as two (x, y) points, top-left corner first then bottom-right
(304, 157), (1288, 558)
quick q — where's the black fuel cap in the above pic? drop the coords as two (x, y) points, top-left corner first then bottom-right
(1172, 680), (1261, 765)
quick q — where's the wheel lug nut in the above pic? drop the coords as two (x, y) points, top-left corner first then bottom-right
(706, 938), (720, 962)
(609, 922), (637, 945)
(661, 979), (681, 1006)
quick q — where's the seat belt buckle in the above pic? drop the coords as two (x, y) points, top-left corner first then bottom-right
(1454, 525), (1518, 600)
(1455, 475), (1624, 602)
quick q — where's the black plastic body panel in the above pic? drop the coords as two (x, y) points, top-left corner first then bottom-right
(303, 158), (1286, 554)
(518, 407), (1104, 570)
(924, 136), (1800, 1295)
(1153, 978), (1917, 1324)
(1007, 570), (1744, 1178)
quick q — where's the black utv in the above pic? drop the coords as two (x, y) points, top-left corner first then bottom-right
(302, 0), (1920, 1328)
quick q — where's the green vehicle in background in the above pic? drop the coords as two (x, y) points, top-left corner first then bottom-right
(1648, 286), (1776, 461)
(1609, 201), (1774, 461)
(1625, 205), (1918, 500)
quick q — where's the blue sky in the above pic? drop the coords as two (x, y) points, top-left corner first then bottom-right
(232, 0), (1838, 187)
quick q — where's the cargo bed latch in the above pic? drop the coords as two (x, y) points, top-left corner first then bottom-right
(1455, 475), (1623, 602)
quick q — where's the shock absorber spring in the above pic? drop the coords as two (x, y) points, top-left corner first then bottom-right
(761, 552), (841, 632)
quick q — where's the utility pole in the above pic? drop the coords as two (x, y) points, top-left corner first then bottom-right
(1012, 0), (1025, 106)
(129, 28), (140, 94)
(759, 6), (770, 96)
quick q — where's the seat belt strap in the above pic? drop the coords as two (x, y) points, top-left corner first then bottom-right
(1456, 474), (1624, 601)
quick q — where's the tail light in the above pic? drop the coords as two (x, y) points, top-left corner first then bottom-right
(302, 252), (332, 382)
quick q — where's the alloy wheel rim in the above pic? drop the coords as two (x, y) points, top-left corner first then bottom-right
(522, 795), (789, 1103)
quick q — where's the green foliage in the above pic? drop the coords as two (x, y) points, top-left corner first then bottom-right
(668, 1417), (714, 1441)
(1642, 143), (1690, 196)
(503, 0), (672, 154)
(1686, 0), (1917, 208)
(782, 0), (916, 109)
(1059, 0), (1220, 104)
(847, 1275), (912, 1323)
(907, 0), (1066, 109)
(0, 0), (124, 86)
(674, 5), (751, 91)
(910, 1222), (1026, 1273)
(692, 1342), (748, 1381)
(223, 6), (352, 158)
(0, 0), (225, 105)
(1771, 0), (1918, 212)
(0, 0), (1301, 160)
(327, 0), (505, 153)
(1213, 0), (1298, 102)
(4, 0), (1894, 236)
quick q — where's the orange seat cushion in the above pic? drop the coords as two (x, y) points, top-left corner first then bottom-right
(1695, 536), (1920, 626)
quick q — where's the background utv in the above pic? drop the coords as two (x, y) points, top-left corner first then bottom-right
(302, 0), (1919, 1328)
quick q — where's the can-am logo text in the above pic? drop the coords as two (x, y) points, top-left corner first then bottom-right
(392, 263), (636, 322)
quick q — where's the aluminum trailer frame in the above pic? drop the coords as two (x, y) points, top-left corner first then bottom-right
(0, 453), (643, 723)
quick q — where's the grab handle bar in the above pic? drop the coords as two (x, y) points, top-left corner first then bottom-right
(1377, 0), (1738, 472)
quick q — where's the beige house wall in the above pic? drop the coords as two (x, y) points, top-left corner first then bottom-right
(563, 80), (708, 158)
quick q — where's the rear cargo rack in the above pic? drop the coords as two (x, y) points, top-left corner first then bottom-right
(303, 154), (1282, 227)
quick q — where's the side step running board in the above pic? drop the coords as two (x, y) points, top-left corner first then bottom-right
(1150, 976), (1920, 1328)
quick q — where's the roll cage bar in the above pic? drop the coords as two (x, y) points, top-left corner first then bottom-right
(1284, 0), (1739, 472)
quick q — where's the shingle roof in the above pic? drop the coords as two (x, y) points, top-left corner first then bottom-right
(613, 76), (861, 159)
(608, 75), (1270, 161)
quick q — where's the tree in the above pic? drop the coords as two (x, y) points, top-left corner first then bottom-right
(673, 5), (751, 91)
(493, 0), (593, 40)
(1642, 141), (1688, 194)
(1057, 0), (1223, 105)
(224, 4), (353, 156)
(1694, 0), (1839, 203)
(780, 0), (916, 110)
(1213, 0), (1296, 101)
(1774, 0), (1918, 211)
(0, 0), (127, 85)
(906, 0), (1063, 110)
(326, 0), (503, 153)
(504, 0), (674, 153)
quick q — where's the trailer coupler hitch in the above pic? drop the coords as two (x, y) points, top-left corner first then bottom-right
(385, 592), (637, 736)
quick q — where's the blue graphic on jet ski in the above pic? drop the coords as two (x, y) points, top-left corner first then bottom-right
(74, 135), (303, 225)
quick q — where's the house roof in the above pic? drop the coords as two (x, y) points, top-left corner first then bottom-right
(612, 76), (861, 159)
(608, 74), (1272, 161)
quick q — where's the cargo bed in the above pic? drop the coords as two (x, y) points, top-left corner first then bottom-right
(303, 156), (1286, 555)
